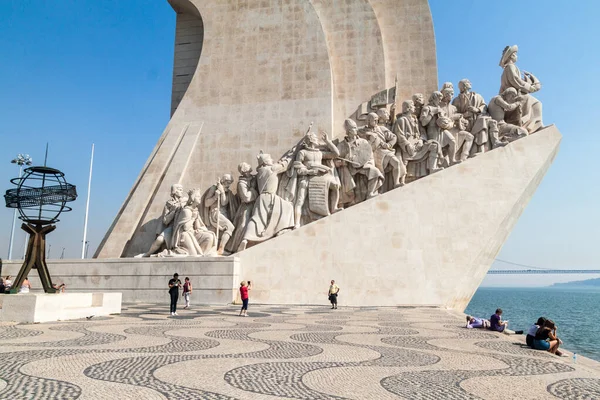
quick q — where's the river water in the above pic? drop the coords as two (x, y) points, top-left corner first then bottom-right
(466, 286), (600, 362)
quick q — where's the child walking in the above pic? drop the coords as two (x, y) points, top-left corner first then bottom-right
(239, 281), (251, 317)
(183, 277), (192, 309)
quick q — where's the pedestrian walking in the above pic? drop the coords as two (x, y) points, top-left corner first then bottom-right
(239, 281), (251, 317)
(328, 280), (339, 309)
(168, 273), (182, 316)
(183, 277), (192, 309)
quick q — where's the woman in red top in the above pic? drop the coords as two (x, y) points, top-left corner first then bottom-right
(239, 281), (251, 317)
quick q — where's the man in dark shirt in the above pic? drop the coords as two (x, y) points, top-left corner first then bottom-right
(490, 308), (509, 332)
(168, 273), (182, 316)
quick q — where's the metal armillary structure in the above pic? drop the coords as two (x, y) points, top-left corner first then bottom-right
(4, 166), (77, 293)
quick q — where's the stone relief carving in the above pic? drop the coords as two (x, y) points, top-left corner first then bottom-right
(135, 45), (544, 257)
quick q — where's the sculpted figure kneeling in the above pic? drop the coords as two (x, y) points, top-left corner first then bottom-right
(488, 88), (528, 142)
(171, 188), (217, 256)
(238, 152), (295, 251)
(135, 183), (186, 257)
(336, 119), (383, 207)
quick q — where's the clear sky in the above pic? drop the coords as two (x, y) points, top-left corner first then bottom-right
(1, 0), (599, 286)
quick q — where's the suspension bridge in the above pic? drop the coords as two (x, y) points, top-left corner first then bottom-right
(487, 259), (600, 275)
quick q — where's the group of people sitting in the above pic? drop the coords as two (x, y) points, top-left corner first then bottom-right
(0, 275), (29, 293)
(465, 309), (563, 356)
(0, 275), (66, 294)
(466, 308), (522, 334)
(526, 317), (564, 356)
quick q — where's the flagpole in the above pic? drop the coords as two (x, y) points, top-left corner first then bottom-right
(81, 144), (94, 259)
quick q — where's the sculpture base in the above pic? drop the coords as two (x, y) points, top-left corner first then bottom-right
(0, 293), (122, 323)
(0, 257), (240, 305)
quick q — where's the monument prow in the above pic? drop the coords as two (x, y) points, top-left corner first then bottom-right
(236, 126), (561, 310)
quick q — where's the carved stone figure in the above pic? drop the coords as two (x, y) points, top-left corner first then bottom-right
(440, 82), (454, 92)
(336, 119), (384, 206)
(290, 130), (341, 228)
(420, 91), (458, 165)
(499, 45), (543, 133)
(226, 162), (258, 254)
(135, 183), (186, 257)
(488, 88), (529, 142)
(170, 188), (217, 256)
(359, 112), (405, 190)
(412, 93), (425, 122)
(200, 174), (239, 255)
(377, 108), (407, 188)
(452, 79), (487, 131)
(454, 117), (475, 163)
(393, 100), (443, 179)
(451, 78), (501, 154)
(238, 152), (295, 251)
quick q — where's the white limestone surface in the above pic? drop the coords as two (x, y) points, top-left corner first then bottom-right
(237, 126), (562, 310)
(0, 293), (122, 323)
(1, 257), (240, 304)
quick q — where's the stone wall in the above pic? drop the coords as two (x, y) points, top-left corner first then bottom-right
(1, 257), (239, 304)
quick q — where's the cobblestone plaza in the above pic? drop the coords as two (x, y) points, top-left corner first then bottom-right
(1, 304), (599, 399)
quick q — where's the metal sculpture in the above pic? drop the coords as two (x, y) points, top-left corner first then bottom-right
(4, 166), (77, 293)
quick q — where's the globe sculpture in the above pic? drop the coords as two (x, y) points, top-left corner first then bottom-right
(4, 166), (77, 293)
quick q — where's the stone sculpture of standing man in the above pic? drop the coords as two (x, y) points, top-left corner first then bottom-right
(292, 130), (341, 228)
(336, 119), (383, 206)
(226, 162), (259, 253)
(393, 100), (443, 177)
(359, 112), (405, 190)
(238, 152), (295, 251)
(200, 174), (239, 255)
(420, 91), (458, 165)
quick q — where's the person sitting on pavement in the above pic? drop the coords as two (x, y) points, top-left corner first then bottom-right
(489, 308), (523, 335)
(465, 315), (490, 329)
(533, 319), (564, 356)
(526, 316), (547, 348)
(19, 277), (31, 294)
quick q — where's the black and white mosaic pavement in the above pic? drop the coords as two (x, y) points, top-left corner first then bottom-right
(0, 304), (598, 399)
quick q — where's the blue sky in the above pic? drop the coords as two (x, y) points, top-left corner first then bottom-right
(1, 0), (599, 286)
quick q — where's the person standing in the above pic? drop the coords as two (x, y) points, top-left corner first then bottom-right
(239, 281), (251, 317)
(168, 273), (182, 316)
(183, 277), (192, 309)
(328, 280), (339, 309)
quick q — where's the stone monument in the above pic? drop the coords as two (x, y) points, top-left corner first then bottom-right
(85, 0), (561, 311)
